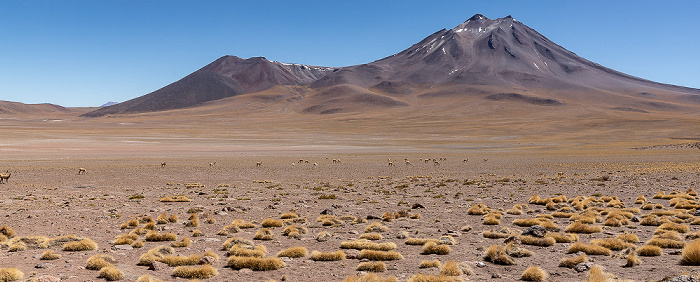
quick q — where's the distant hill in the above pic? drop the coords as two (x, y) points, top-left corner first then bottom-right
(100, 101), (119, 107)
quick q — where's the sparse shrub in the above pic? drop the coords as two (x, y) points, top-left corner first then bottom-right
(172, 265), (219, 279)
(637, 245), (662, 256)
(360, 232), (383, 240)
(145, 230), (177, 242)
(86, 254), (116, 270)
(192, 229), (203, 237)
(521, 266), (548, 281)
(277, 246), (308, 258)
(625, 253), (641, 267)
(0, 268), (24, 282)
(0, 226), (17, 238)
(261, 218), (284, 228)
(227, 256), (286, 271)
(8, 242), (26, 252)
(63, 238), (98, 251)
(546, 232), (578, 243)
(365, 222), (388, 233)
(171, 237), (191, 248)
(357, 261), (387, 272)
(310, 250), (346, 261)
(680, 239), (700, 265)
(422, 242), (451, 255)
(559, 254), (587, 268)
(316, 231), (332, 242)
(359, 249), (404, 260)
(567, 242), (611, 256)
(407, 273), (463, 282)
(439, 260), (463, 276)
(520, 235), (555, 247)
(254, 228), (274, 240)
(484, 244), (515, 265)
(131, 240), (144, 248)
(40, 250), (61, 260)
(565, 221), (602, 234)
(185, 214), (199, 227)
(98, 266), (123, 281)
(419, 259), (441, 268)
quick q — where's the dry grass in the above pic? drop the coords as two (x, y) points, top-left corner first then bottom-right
(227, 256), (286, 270)
(63, 238), (98, 251)
(345, 273), (399, 282)
(97, 266), (123, 281)
(160, 254), (202, 266)
(567, 242), (612, 256)
(680, 239), (700, 265)
(280, 212), (299, 219)
(359, 249), (404, 260)
(136, 275), (166, 282)
(365, 222), (388, 233)
(254, 228), (274, 240)
(172, 265), (219, 279)
(405, 237), (439, 245)
(277, 246), (308, 258)
(222, 237), (255, 250)
(484, 244), (516, 265)
(565, 221), (602, 234)
(171, 237), (191, 248)
(341, 239), (397, 251)
(422, 242), (451, 255)
(482, 214), (500, 225)
(184, 213), (199, 227)
(40, 250), (61, 260)
(513, 218), (541, 227)
(658, 222), (690, 233)
(546, 232), (579, 243)
(439, 260), (463, 276)
(261, 218), (284, 227)
(521, 266), (548, 281)
(0, 268), (23, 282)
(360, 232), (383, 240)
(0, 226), (16, 238)
(86, 254), (116, 270)
(356, 261), (387, 272)
(8, 241), (26, 252)
(646, 237), (685, 249)
(591, 238), (633, 251)
(467, 203), (490, 215)
(227, 244), (266, 258)
(520, 235), (556, 247)
(310, 250), (346, 261)
(637, 245), (662, 256)
(559, 253), (587, 268)
(407, 274), (464, 282)
(616, 233), (639, 244)
(625, 253), (641, 267)
(159, 195), (191, 202)
(419, 259), (441, 268)
(145, 230), (177, 242)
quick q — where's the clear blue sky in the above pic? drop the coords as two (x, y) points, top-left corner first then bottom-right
(1, 0), (699, 107)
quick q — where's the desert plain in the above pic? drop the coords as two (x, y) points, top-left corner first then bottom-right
(0, 109), (699, 282)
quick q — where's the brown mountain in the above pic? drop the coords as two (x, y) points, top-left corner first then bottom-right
(83, 14), (700, 117)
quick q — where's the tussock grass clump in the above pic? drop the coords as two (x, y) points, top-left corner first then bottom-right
(637, 245), (662, 256)
(521, 266), (548, 281)
(559, 253), (587, 268)
(261, 218), (284, 228)
(634, 195), (646, 204)
(365, 222), (388, 233)
(254, 228), (274, 240)
(482, 214), (500, 225)
(591, 238), (633, 251)
(360, 232), (383, 240)
(277, 246), (308, 258)
(467, 203), (490, 215)
(137, 245), (175, 265)
(86, 254), (116, 270)
(625, 253), (641, 267)
(647, 237), (685, 249)
(113, 234), (136, 245)
(422, 242), (451, 255)
(357, 261), (387, 272)
(407, 273), (463, 282)
(310, 250), (346, 261)
(318, 215), (343, 226)
(227, 244), (266, 258)
(136, 275), (166, 282)
(546, 232), (578, 243)
(658, 222), (690, 233)
(341, 239), (397, 251)
(565, 221), (602, 234)
(616, 233), (639, 244)
(63, 238), (98, 251)
(359, 249), (404, 261)
(680, 239), (700, 265)
(283, 225), (307, 238)
(120, 218), (139, 229)
(40, 250), (61, 260)
(171, 237), (191, 248)
(513, 218), (542, 227)
(405, 237), (439, 245)
(172, 265), (219, 279)
(0, 268), (24, 282)
(439, 260), (463, 276)
(482, 227), (519, 239)
(280, 212), (299, 219)
(131, 240), (144, 248)
(640, 215), (661, 226)
(484, 244), (516, 265)
(567, 242), (611, 256)
(520, 235), (556, 247)
(192, 229), (203, 237)
(0, 226), (16, 238)
(159, 195), (191, 202)
(227, 256), (286, 270)
(316, 231), (332, 242)
(184, 213), (199, 227)
(345, 273), (399, 282)
(8, 241), (26, 252)
(419, 259), (441, 268)
(160, 254), (202, 266)
(145, 230), (177, 242)
(97, 266), (123, 281)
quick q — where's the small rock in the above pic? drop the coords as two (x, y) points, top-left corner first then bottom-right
(504, 236), (521, 245)
(348, 230), (359, 235)
(412, 203), (425, 209)
(239, 268), (253, 274)
(630, 216), (641, 222)
(33, 275), (61, 282)
(366, 215), (381, 220)
(669, 250), (683, 255)
(492, 273), (502, 278)
(320, 209), (334, 215)
(113, 244), (133, 251)
(574, 262), (593, 272)
(149, 261), (169, 271)
(265, 205), (277, 210)
(668, 275), (699, 282)
(199, 256), (217, 265)
(396, 231), (408, 239)
(345, 249), (361, 259)
(35, 263), (54, 269)
(476, 262), (486, 268)
(695, 210), (700, 217)
(522, 225), (547, 237)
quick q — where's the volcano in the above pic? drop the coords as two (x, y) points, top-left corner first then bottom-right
(83, 14), (700, 117)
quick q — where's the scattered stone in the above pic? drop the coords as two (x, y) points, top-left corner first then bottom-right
(33, 275), (61, 282)
(199, 256), (217, 265)
(348, 230), (359, 235)
(366, 215), (381, 220)
(631, 216), (641, 222)
(149, 261), (169, 271)
(667, 275), (699, 282)
(265, 205), (277, 210)
(412, 203), (425, 209)
(492, 273), (502, 278)
(476, 262), (486, 268)
(396, 231), (408, 239)
(669, 250), (683, 255)
(320, 209), (334, 215)
(35, 263), (54, 269)
(113, 244), (133, 251)
(574, 262), (593, 272)
(345, 249), (361, 259)
(522, 225), (547, 237)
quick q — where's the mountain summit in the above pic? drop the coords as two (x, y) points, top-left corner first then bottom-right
(83, 14), (699, 117)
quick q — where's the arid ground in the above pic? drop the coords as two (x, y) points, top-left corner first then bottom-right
(1, 112), (700, 282)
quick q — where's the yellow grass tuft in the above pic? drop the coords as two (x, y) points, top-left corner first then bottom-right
(567, 242), (611, 256)
(160, 254), (202, 266)
(360, 232), (383, 240)
(359, 249), (404, 261)
(658, 222), (690, 233)
(419, 259), (441, 268)
(310, 250), (346, 261)
(280, 212), (299, 219)
(405, 237), (439, 245)
(192, 229), (203, 237)
(171, 237), (191, 248)
(97, 266), (123, 281)
(565, 221), (602, 234)
(637, 245), (662, 256)
(513, 218), (541, 227)
(439, 260), (463, 276)
(364, 222), (388, 233)
(407, 274), (463, 282)
(646, 237), (685, 249)
(172, 265), (219, 279)
(227, 243), (266, 258)
(521, 266), (548, 281)
(227, 256), (286, 271)
(86, 254), (116, 270)
(357, 261), (387, 272)
(40, 250), (61, 260)
(261, 218), (284, 228)
(519, 235), (556, 247)
(345, 273), (399, 282)
(467, 203), (490, 215)
(0, 226), (16, 238)
(591, 238), (633, 251)
(8, 241), (26, 252)
(625, 253), (641, 267)
(680, 239), (700, 265)
(277, 246), (308, 258)
(185, 213), (199, 227)
(484, 244), (516, 265)
(546, 232), (578, 243)
(145, 230), (177, 242)
(559, 253), (587, 268)
(136, 275), (166, 282)
(341, 239), (397, 251)
(616, 233), (639, 244)
(0, 268), (24, 282)
(422, 242), (451, 255)
(63, 238), (98, 251)
(254, 228), (275, 240)
(159, 195), (191, 202)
